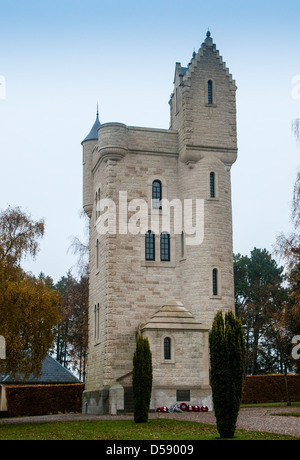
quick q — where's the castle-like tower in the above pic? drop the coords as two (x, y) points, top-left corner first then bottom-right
(82, 32), (237, 414)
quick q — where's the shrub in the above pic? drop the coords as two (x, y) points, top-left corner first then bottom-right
(242, 375), (300, 404)
(209, 310), (246, 438)
(5, 384), (84, 417)
(132, 335), (153, 423)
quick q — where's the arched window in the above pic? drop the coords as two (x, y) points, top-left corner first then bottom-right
(145, 231), (155, 261)
(160, 232), (170, 262)
(164, 337), (171, 360)
(210, 172), (215, 198)
(152, 180), (162, 209)
(212, 269), (218, 296)
(208, 80), (213, 105)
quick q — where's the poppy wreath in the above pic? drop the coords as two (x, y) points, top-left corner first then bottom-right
(180, 403), (188, 411)
(187, 404), (193, 412)
(193, 405), (201, 412)
(156, 408), (162, 413)
(161, 406), (169, 413)
(201, 405), (209, 412)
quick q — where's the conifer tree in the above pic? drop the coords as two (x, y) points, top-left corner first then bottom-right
(132, 335), (153, 423)
(209, 310), (246, 438)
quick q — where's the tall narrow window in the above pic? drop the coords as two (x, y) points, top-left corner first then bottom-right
(208, 80), (213, 105)
(94, 305), (97, 341)
(160, 232), (170, 262)
(96, 303), (100, 341)
(145, 231), (155, 261)
(95, 192), (98, 219)
(95, 188), (101, 219)
(94, 304), (100, 342)
(181, 231), (185, 258)
(97, 188), (100, 218)
(96, 239), (99, 269)
(210, 172), (215, 198)
(164, 337), (171, 360)
(152, 180), (162, 209)
(213, 269), (218, 296)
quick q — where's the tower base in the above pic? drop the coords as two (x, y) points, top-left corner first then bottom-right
(82, 385), (212, 415)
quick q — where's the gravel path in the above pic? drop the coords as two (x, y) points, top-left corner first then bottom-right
(0, 407), (299, 438)
(158, 407), (300, 438)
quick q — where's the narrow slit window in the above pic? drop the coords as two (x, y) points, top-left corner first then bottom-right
(164, 337), (171, 360)
(145, 231), (155, 261)
(152, 180), (162, 209)
(181, 231), (185, 258)
(95, 192), (98, 219)
(95, 188), (101, 219)
(96, 303), (100, 341)
(94, 305), (97, 341)
(96, 239), (99, 269)
(160, 232), (170, 262)
(210, 172), (215, 198)
(213, 269), (218, 296)
(208, 80), (213, 105)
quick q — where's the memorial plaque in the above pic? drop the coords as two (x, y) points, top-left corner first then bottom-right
(176, 390), (190, 402)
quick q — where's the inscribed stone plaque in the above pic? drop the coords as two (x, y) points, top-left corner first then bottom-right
(176, 390), (190, 402)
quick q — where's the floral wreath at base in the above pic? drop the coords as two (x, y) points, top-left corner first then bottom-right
(156, 403), (209, 413)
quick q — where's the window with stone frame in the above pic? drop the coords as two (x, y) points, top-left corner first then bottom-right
(208, 80), (213, 105)
(164, 337), (171, 360)
(145, 231), (155, 261)
(212, 268), (218, 296)
(160, 232), (170, 262)
(152, 180), (162, 209)
(210, 172), (215, 198)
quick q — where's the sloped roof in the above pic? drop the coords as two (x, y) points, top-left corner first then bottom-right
(174, 31), (236, 90)
(0, 355), (80, 385)
(81, 109), (101, 144)
(140, 301), (209, 332)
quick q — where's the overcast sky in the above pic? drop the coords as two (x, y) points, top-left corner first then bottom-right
(0, 0), (299, 282)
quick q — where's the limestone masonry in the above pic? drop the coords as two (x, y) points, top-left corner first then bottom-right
(82, 31), (238, 414)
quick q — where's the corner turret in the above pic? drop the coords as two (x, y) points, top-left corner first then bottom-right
(82, 107), (100, 217)
(82, 105), (101, 145)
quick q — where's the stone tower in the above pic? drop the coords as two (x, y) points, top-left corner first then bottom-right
(82, 32), (237, 414)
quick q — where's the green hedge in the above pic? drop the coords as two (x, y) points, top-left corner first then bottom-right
(242, 375), (300, 404)
(5, 384), (84, 417)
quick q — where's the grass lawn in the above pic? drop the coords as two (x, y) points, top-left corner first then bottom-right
(0, 419), (298, 441)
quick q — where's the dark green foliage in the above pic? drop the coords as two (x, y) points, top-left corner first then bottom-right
(209, 310), (246, 438)
(132, 335), (153, 423)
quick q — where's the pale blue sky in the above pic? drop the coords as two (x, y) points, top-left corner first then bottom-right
(0, 0), (299, 281)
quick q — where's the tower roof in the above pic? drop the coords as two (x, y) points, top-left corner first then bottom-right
(81, 106), (101, 144)
(140, 301), (209, 331)
(173, 30), (236, 90)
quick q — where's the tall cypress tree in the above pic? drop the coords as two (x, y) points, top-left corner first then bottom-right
(209, 310), (246, 438)
(132, 335), (153, 423)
